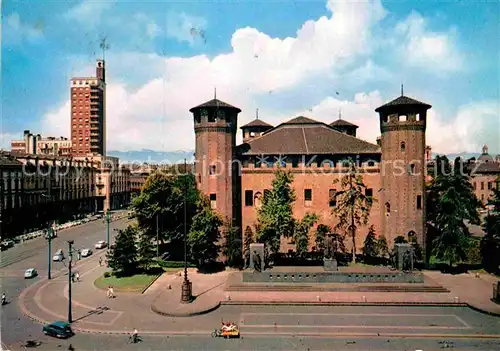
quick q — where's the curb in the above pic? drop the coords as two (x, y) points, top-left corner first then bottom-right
(150, 300), (221, 317)
(92, 272), (162, 294)
(466, 302), (500, 318)
(141, 273), (163, 294)
(221, 301), (469, 307)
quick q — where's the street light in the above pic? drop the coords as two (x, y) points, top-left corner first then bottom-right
(45, 225), (56, 280)
(105, 210), (111, 249)
(67, 240), (74, 323)
(181, 158), (192, 303)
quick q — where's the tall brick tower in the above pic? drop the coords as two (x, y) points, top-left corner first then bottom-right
(189, 96), (242, 226)
(375, 91), (431, 258)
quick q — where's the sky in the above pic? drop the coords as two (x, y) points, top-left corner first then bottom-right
(1, 0), (499, 154)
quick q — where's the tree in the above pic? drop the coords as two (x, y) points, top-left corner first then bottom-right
(256, 169), (296, 256)
(394, 235), (408, 244)
(315, 224), (330, 253)
(481, 177), (500, 273)
(332, 158), (374, 263)
(188, 196), (223, 267)
(427, 156), (481, 266)
(293, 212), (319, 258)
(243, 226), (255, 267)
(137, 230), (156, 271)
(107, 225), (138, 276)
(362, 225), (378, 259)
(223, 224), (243, 268)
(131, 171), (199, 260)
(376, 235), (389, 259)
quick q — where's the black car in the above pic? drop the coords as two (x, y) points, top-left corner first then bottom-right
(42, 321), (74, 338)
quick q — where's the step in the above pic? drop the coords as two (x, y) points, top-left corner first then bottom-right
(225, 285), (450, 293)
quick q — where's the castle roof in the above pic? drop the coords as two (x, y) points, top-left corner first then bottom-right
(240, 119), (273, 129)
(189, 98), (241, 113)
(469, 162), (500, 174)
(375, 95), (432, 112)
(330, 119), (358, 128)
(240, 116), (380, 155)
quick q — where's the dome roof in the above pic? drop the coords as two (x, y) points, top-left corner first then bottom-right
(478, 153), (494, 162)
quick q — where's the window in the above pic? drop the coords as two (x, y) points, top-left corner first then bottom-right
(401, 142), (406, 152)
(249, 131), (256, 137)
(385, 202), (391, 216)
(217, 110), (225, 120)
(200, 109), (208, 119)
(488, 182), (492, 190)
(194, 112), (201, 124)
(409, 164), (415, 175)
(481, 194), (485, 201)
(208, 111), (216, 122)
(304, 189), (312, 201)
(367, 161), (375, 167)
(329, 189), (336, 207)
(473, 182), (476, 190)
(210, 193), (216, 209)
(365, 188), (373, 197)
(481, 182), (484, 190)
(292, 157), (299, 168)
(254, 157), (262, 168)
(209, 165), (216, 175)
(245, 190), (253, 206)
(416, 195), (422, 209)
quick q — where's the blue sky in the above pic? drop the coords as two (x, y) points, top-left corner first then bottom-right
(1, 0), (499, 154)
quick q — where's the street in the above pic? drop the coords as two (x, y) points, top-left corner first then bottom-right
(2, 215), (500, 350)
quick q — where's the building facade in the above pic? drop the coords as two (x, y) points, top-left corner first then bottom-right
(10, 130), (72, 156)
(190, 94), (432, 256)
(467, 145), (500, 205)
(70, 60), (106, 156)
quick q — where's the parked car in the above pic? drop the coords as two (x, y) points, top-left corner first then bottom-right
(53, 249), (64, 262)
(42, 321), (74, 339)
(95, 240), (107, 249)
(24, 268), (38, 279)
(81, 248), (92, 257)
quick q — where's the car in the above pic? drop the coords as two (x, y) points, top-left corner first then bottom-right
(81, 248), (92, 257)
(95, 240), (107, 249)
(53, 249), (64, 261)
(24, 268), (38, 279)
(42, 321), (74, 339)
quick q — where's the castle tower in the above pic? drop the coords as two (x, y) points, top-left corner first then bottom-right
(375, 93), (431, 258)
(189, 97), (242, 226)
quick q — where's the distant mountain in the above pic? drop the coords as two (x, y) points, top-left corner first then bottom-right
(108, 149), (194, 164)
(109, 149), (483, 164)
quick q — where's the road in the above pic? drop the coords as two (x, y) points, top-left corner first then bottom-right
(0, 215), (131, 349)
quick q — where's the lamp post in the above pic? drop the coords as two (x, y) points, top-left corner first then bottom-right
(181, 158), (192, 303)
(156, 212), (159, 259)
(45, 226), (56, 280)
(105, 210), (111, 249)
(67, 240), (74, 323)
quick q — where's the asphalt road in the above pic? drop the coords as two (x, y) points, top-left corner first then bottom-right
(0, 215), (131, 349)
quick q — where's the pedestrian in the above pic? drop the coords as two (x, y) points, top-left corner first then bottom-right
(106, 286), (111, 298)
(71, 272), (75, 283)
(77, 250), (81, 261)
(75, 272), (80, 282)
(99, 257), (102, 267)
(109, 286), (114, 298)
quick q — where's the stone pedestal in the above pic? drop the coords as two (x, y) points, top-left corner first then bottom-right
(249, 243), (264, 271)
(395, 243), (413, 271)
(180, 279), (192, 303)
(324, 258), (338, 271)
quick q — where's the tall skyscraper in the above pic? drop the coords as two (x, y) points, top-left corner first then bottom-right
(70, 60), (106, 156)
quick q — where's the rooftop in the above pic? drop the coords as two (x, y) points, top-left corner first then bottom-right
(240, 119), (273, 129)
(330, 119), (359, 128)
(189, 98), (242, 113)
(375, 95), (432, 112)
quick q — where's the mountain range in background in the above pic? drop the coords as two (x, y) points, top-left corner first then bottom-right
(108, 149), (483, 164)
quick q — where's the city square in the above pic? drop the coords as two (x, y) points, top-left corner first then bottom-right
(2, 0), (500, 350)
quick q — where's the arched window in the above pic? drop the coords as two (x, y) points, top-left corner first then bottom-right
(408, 230), (416, 242)
(400, 142), (406, 152)
(385, 202), (391, 216)
(254, 192), (263, 209)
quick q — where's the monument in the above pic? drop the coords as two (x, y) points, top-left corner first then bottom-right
(249, 243), (265, 272)
(394, 243), (414, 271)
(323, 234), (338, 271)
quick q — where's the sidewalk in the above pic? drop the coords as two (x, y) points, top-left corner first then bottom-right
(424, 271), (500, 316)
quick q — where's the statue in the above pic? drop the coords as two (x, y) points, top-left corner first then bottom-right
(324, 234), (334, 259)
(253, 251), (262, 272)
(323, 234), (338, 271)
(402, 248), (414, 272)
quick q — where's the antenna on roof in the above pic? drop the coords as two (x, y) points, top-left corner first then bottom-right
(401, 84), (404, 96)
(338, 108), (342, 120)
(99, 36), (109, 61)
(256, 108), (259, 120)
(214, 87), (217, 100)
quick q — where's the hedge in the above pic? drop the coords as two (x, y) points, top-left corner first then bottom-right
(157, 260), (196, 268)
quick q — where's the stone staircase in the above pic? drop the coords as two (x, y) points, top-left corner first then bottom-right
(225, 283), (449, 293)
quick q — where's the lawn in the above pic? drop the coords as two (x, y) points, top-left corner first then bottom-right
(94, 273), (161, 293)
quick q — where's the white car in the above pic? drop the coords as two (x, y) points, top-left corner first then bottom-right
(53, 249), (64, 262)
(24, 268), (38, 279)
(81, 248), (92, 257)
(95, 241), (107, 249)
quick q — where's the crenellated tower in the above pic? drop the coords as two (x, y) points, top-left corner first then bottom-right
(189, 96), (241, 226)
(375, 92), (431, 259)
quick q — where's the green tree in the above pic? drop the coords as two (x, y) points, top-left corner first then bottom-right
(332, 158), (374, 263)
(256, 169), (296, 255)
(362, 225), (378, 259)
(188, 196), (223, 267)
(315, 224), (330, 253)
(137, 231), (156, 271)
(107, 225), (138, 276)
(243, 226), (255, 267)
(223, 224), (243, 268)
(131, 171), (199, 260)
(293, 212), (319, 258)
(427, 156), (481, 266)
(376, 235), (389, 259)
(481, 177), (500, 273)
(394, 235), (408, 244)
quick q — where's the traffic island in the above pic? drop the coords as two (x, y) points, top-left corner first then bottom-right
(94, 269), (163, 293)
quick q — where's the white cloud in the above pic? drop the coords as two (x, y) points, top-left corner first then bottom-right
(64, 0), (115, 28)
(396, 11), (463, 73)
(4, 13), (43, 43)
(165, 12), (207, 45)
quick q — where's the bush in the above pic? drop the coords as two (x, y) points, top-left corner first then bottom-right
(103, 272), (111, 278)
(157, 260), (195, 269)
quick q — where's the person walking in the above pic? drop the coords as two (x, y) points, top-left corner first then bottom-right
(109, 286), (115, 298)
(99, 257), (103, 267)
(75, 272), (80, 282)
